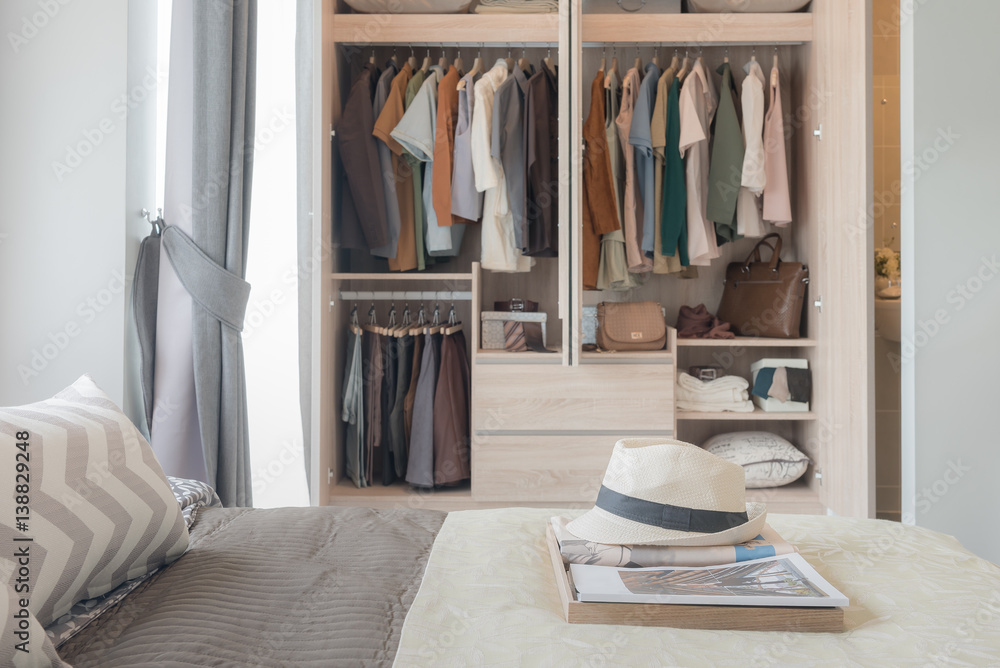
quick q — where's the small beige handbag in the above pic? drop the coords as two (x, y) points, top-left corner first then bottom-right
(596, 301), (667, 351)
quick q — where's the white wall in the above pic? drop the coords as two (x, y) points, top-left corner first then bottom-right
(0, 0), (129, 406)
(902, 0), (1000, 563)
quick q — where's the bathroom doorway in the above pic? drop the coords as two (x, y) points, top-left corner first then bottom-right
(872, 0), (901, 521)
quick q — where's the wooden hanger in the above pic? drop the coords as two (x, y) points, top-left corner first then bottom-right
(458, 45), (483, 90)
(391, 46), (398, 65)
(518, 44), (531, 74)
(724, 47), (730, 64)
(600, 45), (606, 74)
(407, 45), (419, 71)
(442, 303), (463, 336)
(504, 44), (515, 72)
(453, 47), (464, 74)
(544, 47), (556, 72)
(651, 44), (660, 69)
(362, 304), (382, 335)
(670, 49), (680, 73)
(421, 47), (432, 73)
(772, 49), (780, 88)
(678, 52), (692, 82)
(438, 45), (449, 70)
(424, 304), (443, 335)
(348, 304), (362, 336)
(369, 47), (376, 65)
(409, 304), (427, 337)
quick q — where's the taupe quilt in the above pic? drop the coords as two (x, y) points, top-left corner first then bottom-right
(58, 505), (445, 667)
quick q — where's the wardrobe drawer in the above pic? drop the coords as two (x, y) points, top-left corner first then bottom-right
(472, 434), (616, 503)
(472, 364), (673, 433)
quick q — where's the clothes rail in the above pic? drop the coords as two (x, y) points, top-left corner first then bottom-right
(341, 42), (558, 49)
(337, 290), (473, 302)
(581, 41), (805, 47)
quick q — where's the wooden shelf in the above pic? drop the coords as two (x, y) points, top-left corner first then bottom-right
(331, 272), (473, 281)
(475, 348), (564, 364)
(328, 478), (473, 511)
(581, 12), (813, 44)
(676, 337), (816, 348)
(327, 13), (560, 44)
(580, 350), (673, 364)
(677, 408), (816, 421)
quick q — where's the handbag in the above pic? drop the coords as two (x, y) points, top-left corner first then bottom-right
(596, 301), (666, 351)
(716, 234), (809, 338)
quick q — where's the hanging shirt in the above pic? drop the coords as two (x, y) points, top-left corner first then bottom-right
(373, 63), (418, 271)
(650, 65), (683, 275)
(339, 63), (389, 252)
(629, 61), (660, 259)
(763, 63), (793, 226)
(392, 66), (465, 257)
(678, 59), (720, 267)
(370, 60), (401, 259)
(473, 60), (533, 273)
(737, 59), (768, 238)
(706, 61), (745, 245)
(492, 63), (532, 251)
(583, 68), (622, 290)
(616, 67), (649, 273)
(406, 331), (441, 488)
(433, 66), (474, 227)
(452, 70), (483, 222)
(598, 68), (640, 291)
(661, 73), (689, 266)
(525, 59), (559, 257)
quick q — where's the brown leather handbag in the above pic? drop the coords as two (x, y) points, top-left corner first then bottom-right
(596, 301), (667, 351)
(716, 234), (809, 338)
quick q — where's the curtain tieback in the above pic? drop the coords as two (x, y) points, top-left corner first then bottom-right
(162, 225), (251, 332)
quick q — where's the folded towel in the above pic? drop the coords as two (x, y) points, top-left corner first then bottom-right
(676, 373), (755, 412)
(474, 0), (559, 12)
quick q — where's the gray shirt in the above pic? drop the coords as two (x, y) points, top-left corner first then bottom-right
(629, 62), (660, 256)
(371, 60), (401, 259)
(491, 64), (533, 251)
(451, 71), (483, 222)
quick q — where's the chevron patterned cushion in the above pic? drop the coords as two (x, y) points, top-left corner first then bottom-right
(0, 375), (189, 628)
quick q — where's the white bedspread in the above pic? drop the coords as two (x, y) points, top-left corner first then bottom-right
(395, 509), (1000, 666)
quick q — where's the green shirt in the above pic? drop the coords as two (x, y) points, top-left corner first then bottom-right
(660, 75), (688, 265)
(706, 62), (744, 245)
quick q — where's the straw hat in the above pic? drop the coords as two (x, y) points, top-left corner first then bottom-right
(567, 438), (767, 546)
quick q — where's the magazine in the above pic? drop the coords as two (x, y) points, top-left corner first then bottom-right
(570, 553), (848, 607)
(551, 516), (798, 568)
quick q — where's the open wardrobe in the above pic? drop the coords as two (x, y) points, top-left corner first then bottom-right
(307, 0), (872, 519)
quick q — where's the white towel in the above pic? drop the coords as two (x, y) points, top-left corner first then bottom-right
(675, 373), (754, 412)
(474, 0), (558, 13)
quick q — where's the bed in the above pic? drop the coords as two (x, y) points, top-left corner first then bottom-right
(3, 377), (1000, 666)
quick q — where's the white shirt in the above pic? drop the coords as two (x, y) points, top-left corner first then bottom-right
(677, 60), (720, 267)
(737, 59), (768, 238)
(472, 60), (533, 273)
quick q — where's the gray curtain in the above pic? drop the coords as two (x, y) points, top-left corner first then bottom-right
(295, 0), (314, 497)
(185, 0), (257, 507)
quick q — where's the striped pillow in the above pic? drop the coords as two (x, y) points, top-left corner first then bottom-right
(0, 375), (189, 628)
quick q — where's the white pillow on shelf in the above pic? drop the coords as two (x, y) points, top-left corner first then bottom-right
(702, 431), (810, 489)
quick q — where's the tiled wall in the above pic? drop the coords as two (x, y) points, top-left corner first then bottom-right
(873, 0), (901, 521)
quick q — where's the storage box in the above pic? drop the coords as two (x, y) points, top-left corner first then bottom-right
(481, 311), (547, 350)
(750, 358), (810, 412)
(584, 0), (680, 12)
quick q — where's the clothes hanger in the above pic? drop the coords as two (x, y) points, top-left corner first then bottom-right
(651, 43), (660, 69)
(453, 46), (464, 74)
(610, 44), (619, 80)
(438, 44), (449, 70)
(518, 43), (531, 74)
(369, 47), (376, 65)
(389, 303), (410, 338)
(424, 303), (443, 335)
(544, 47), (555, 72)
(408, 45), (419, 71)
(678, 49), (692, 82)
(391, 46), (398, 66)
(633, 43), (642, 73)
(362, 303), (381, 335)
(670, 48), (680, 72)
(724, 47), (730, 64)
(421, 47), (432, 72)
(409, 304), (427, 336)
(505, 43), (515, 72)
(600, 45), (607, 74)
(772, 47), (780, 88)
(443, 303), (463, 336)
(458, 44), (483, 90)
(349, 304), (362, 336)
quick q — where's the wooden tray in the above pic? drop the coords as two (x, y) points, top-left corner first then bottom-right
(545, 525), (844, 632)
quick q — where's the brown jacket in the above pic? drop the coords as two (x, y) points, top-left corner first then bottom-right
(583, 69), (623, 289)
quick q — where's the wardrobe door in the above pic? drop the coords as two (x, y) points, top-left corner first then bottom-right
(799, 0), (874, 518)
